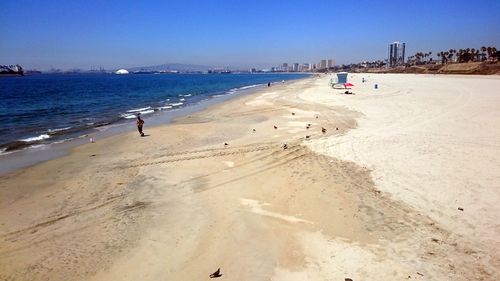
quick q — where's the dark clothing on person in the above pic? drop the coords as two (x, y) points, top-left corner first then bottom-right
(137, 116), (145, 136)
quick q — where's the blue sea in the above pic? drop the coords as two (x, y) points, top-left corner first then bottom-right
(0, 73), (308, 152)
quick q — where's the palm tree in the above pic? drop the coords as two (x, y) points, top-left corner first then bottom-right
(439, 51), (448, 64)
(449, 49), (455, 62)
(490, 47), (498, 62)
(465, 48), (471, 62)
(461, 49), (466, 62)
(447, 51), (454, 63)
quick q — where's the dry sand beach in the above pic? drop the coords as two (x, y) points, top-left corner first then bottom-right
(1, 74), (499, 280)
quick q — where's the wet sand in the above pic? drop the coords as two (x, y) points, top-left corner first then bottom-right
(1, 74), (499, 280)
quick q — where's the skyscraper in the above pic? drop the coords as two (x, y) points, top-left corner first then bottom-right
(319, 60), (327, 70)
(327, 59), (335, 68)
(281, 63), (289, 72)
(387, 42), (406, 67)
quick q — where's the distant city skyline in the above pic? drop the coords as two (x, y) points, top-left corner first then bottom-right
(1, 0), (499, 70)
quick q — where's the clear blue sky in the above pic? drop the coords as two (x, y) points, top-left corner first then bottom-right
(1, 0), (499, 70)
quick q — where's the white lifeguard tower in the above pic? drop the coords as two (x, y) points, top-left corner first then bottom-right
(330, 72), (348, 88)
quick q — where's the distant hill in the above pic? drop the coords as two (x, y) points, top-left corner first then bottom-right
(128, 63), (213, 72)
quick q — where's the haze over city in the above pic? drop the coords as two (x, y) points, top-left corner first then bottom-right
(1, 0), (499, 70)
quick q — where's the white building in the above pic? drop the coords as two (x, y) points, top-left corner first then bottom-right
(115, 69), (129, 75)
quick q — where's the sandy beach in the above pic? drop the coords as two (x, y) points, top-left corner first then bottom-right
(1, 74), (499, 280)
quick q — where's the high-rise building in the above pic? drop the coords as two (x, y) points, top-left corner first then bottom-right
(319, 60), (327, 69)
(292, 63), (299, 72)
(317, 59), (334, 70)
(327, 59), (335, 68)
(387, 42), (406, 67)
(281, 63), (289, 72)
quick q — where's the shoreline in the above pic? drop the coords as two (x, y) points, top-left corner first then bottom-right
(0, 76), (309, 176)
(1, 73), (499, 280)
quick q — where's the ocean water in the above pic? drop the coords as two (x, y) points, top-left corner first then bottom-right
(0, 73), (308, 152)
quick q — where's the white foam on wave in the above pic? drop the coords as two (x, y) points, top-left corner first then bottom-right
(127, 106), (151, 113)
(170, 102), (183, 107)
(239, 84), (260, 90)
(121, 114), (136, 119)
(226, 87), (238, 94)
(51, 138), (73, 144)
(30, 144), (49, 150)
(226, 84), (261, 95)
(160, 106), (173, 110)
(22, 134), (50, 142)
(140, 109), (155, 115)
(47, 126), (72, 133)
(121, 109), (155, 119)
(180, 98), (185, 101)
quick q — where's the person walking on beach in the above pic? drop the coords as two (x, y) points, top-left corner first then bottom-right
(136, 114), (145, 137)
(267, 82), (271, 87)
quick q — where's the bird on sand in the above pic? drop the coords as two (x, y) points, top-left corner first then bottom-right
(322, 127), (326, 133)
(224, 142), (228, 146)
(210, 268), (223, 278)
(274, 125), (278, 130)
